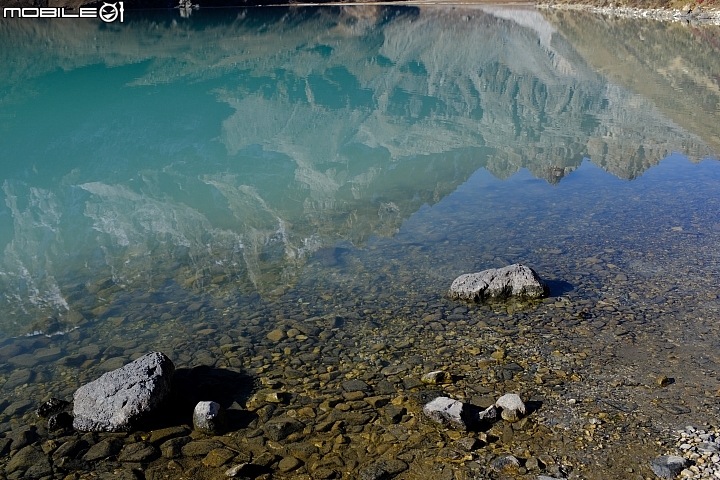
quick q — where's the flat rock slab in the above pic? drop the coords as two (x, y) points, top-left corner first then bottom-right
(449, 264), (547, 301)
(73, 352), (175, 432)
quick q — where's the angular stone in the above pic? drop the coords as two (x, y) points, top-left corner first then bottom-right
(202, 448), (235, 467)
(5, 445), (47, 475)
(650, 455), (689, 479)
(181, 439), (223, 457)
(495, 393), (526, 422)
(264, 417), (305, 441)
(449, 264), (547, 301)
(83, 437), (124, 461)
(359, 459), (408, 480)
(160, 437), (192, 459)
(421, 370), (451, 385)
(423, 397), (475, 430)
(490, 454), (520, 472)
(4, 369), (34, 389)
(73, 352), (175, 432)
(36, 397), (69, 418)
(148, 426), (190, 445)
(118, 442), (159, 462)
(52, 439), (88, 460)
(342, 379), (370, 392)
(193, 401), (227, 435)
(48, 411), (74, 431)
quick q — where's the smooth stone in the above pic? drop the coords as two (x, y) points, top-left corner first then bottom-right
(7, 354), (38, 368)
(193, 401), (227, 435)
(202, 448), (236, 467)
(359, 459), (408, 480)
(52, 439), (87, 460)
(490, 454), (520, 472)
(267, 330), (285, 342)
(4, 369), (34, 389)
(117, 442), (159, 462)
(650, 455), (690, 479)
(5, 445), (48, 475)
(278, 456), (302, 472)
(148, 426), (190, 445)
(83, 438), (124, 461)
(181, 439), (223, 457)
(34, 347), (63, 363)
(264, 417), (305, 441)
(73, 352), (175, 432)
(449, 264), (547, 301)
(495, 393), (526, 422)
(342, 379), (370, 392)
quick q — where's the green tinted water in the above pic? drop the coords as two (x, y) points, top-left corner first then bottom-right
(1, 6), (720, 477)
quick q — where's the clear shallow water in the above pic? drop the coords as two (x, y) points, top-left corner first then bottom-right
(1, 6), (720, 471)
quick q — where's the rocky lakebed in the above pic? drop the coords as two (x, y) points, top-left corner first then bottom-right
(1, 264), (719, 480)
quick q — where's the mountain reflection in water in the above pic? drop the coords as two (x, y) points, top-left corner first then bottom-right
(0, 7), (718, 336)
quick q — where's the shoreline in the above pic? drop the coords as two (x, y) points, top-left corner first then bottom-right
(536, 1), (720, 24)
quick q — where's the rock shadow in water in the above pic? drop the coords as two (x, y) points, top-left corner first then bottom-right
(544, 279), (574, 297)
(144, 366), (256, 431)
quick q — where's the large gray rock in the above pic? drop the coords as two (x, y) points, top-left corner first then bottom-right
(73, 352), (175, 432)
(449, 264), (547, 301)
(649, 455), (689, 479)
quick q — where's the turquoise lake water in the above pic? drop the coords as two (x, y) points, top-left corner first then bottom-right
(1, 6), (720, 436)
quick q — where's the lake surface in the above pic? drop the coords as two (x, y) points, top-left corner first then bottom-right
(1, 6), (720, 479)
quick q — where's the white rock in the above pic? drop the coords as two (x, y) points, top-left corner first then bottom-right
(193, 400), (227, 435)
(448, 264), (547, 301)
(495, 393), (526, 422)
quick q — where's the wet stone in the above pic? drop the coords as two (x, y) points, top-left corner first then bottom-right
(202, 447), (236, 467)
(0, 438), (11, 456)
(7, 427), (38, 450)
(34, 347), (63, 363)
(48, 411), (74, 431)
(359, 458), (408, 480)
(36, 397), (70, 418)
(342, 379), (370, 392)
(3, 369), (34, 390)
(118, 442), (158, 462)
(52, 439), (88, 460)
(5, 445), (47, 475)
(181, 439), (223, 457)
(490, 454), (521, 472)
(83, 437), (124, 461)
(264, 417), (305, 441)
(278, 456), (302, 472)
(7, 354), (38, 368)
(148, 425), (190, 445)
(160, 436), (192, 459)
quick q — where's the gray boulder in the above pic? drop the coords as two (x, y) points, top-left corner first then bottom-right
(448, 264), (547, 301)
(73, 352), (175, 432)
(649, 455), (689, 479)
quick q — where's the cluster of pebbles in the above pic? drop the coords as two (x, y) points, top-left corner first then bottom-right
(674, 426), (720, 479)
(537, 2), (720, 25)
